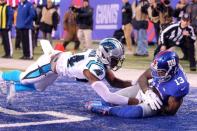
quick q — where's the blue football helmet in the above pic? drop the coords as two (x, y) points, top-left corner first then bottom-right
(97, 38), (125, 71)
(151, 51), (179, 82)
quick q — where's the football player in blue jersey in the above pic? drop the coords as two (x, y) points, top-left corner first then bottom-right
(0, 38), (144, 106)
(85, 51), (189, 117)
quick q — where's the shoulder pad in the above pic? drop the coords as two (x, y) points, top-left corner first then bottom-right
(86, 61), (105, 80)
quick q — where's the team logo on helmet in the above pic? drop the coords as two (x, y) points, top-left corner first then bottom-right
(167, 59), (176, 67)
(101, 41), (116, 53)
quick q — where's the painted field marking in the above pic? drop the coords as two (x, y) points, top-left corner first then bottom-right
(0, 106), (90, 128)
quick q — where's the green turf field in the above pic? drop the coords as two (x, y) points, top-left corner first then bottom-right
(0, 39), (196, 73)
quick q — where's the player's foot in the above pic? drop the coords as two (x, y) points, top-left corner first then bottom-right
(6, 82), (16, 105)
(0, 80), (16, 105)
(0, 80), (8, 95)
(85, 101), (111, 115)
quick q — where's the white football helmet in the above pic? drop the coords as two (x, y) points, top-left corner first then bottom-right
(97, 38), (125, 71)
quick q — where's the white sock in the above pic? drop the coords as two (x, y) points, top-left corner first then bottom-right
(0, 71), (3, 81)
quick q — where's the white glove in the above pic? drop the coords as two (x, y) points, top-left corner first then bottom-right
(144, 89), (163, 110)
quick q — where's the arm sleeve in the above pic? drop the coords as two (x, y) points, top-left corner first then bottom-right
(7, 6), (13, 29)
(188, 26), (196, 41)
(25, 5), (36, 25)
(91, 81), (129, 105)
(160, 25), (175, 45)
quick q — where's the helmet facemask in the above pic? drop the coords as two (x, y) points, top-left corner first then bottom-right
(151, 66), (172, 82)
(97, 49), (125, 71)
(109, 56), (125, 71)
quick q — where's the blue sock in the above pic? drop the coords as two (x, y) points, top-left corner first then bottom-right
(15, 83), (36, 92)
(2, 70), (22, 82)
(109, 105), (143, 118)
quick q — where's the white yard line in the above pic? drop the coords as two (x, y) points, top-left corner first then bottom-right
(0, 106), (90, 128)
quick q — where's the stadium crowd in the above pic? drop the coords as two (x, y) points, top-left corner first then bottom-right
(0, 0), (197, 71)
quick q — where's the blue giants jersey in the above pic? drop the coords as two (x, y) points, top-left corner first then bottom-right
(152, 68), (189, 103)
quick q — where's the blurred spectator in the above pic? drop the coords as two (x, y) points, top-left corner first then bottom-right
(13, 6), (21, 50)
(147, 0), (160, 44)
(122, 0), (133, 53)
(76, 0), (93, 50)
(152, 0), (174, 30)
(32, 2), (42, 48)
(63, 6), (80, 53)
(16, 0), (36, 60)
(173, 0), (189, 60)
(132, 0), (149, 56)
(155, 13), (196, 71)
(0, 0), (13, 58)
(174, 0), (189, 21)
(113, 28), (126, 45)
(187, 0), (197, 36)
(40, 0), (59, 44)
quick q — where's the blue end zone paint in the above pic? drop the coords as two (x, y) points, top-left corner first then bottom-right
(0, 76), (197, 130)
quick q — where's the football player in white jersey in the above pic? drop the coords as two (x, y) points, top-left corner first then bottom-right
(0, 38), (142, 105)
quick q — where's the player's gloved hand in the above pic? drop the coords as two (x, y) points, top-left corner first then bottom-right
(144, 89), (163, 110)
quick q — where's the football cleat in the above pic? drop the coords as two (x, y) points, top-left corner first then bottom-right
(0, 80), (9, 95)
(0, 80), (15, 105)
(85, 101), (111, 115)
(6, 82), (16, 105)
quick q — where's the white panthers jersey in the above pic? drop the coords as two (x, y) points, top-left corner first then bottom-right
(55, 49), (106, 80)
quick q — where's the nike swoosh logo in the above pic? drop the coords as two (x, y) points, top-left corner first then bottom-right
(180, 86), (186, 91)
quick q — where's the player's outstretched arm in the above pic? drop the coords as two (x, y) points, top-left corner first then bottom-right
(160, 96), (183, 115)
(105, 70), (132, 88)
(83, 69), (129, 105)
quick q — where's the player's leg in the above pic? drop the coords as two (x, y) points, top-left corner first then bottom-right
(0, 54), (57, 103)
(0, 54), (53, 84)
(109, 105), (143, 118)
(85, 100), (144, 118)
(85, 101), (157, 118)
(1, 72), (58, 104)
(20, 54), (53, 84)
(86, 86), (157, 118)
